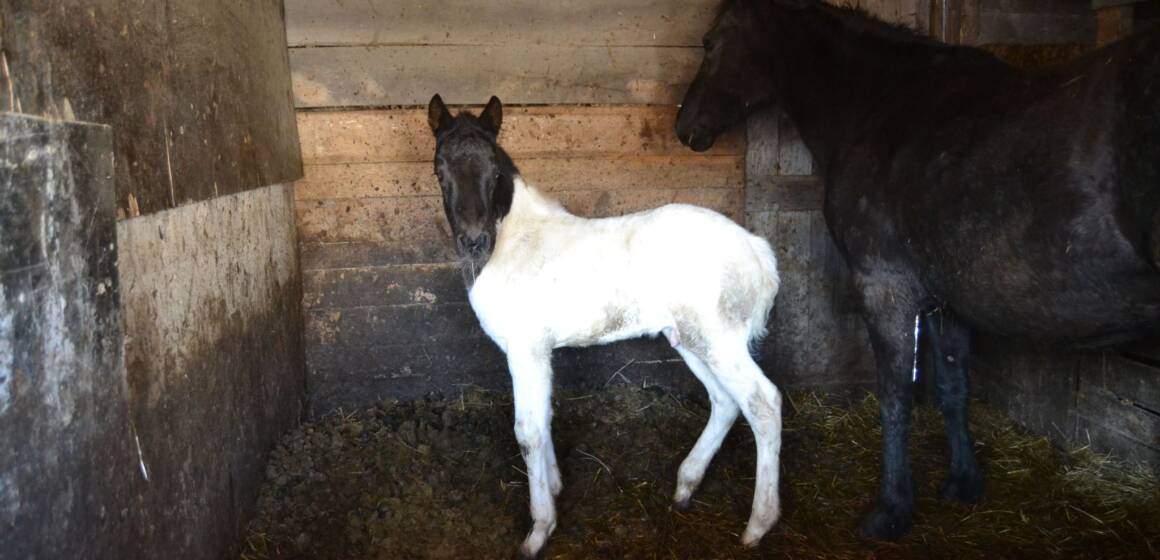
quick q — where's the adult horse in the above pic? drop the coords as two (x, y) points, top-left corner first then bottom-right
(676, 0), (1160, 541)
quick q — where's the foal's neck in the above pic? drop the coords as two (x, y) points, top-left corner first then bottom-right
(757, 1), (995, 172)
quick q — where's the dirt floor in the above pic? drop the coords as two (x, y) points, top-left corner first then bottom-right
(241, 382), (1160, 559)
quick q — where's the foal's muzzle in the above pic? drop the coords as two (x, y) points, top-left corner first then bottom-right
(456, 231), (491, 258)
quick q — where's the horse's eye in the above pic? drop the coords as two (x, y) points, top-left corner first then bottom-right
(494, 172), (502, 182)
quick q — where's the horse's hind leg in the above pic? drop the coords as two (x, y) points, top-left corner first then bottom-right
(705, 340), (783, 547)
(926, 311), (982, 503)
(854, 266), (926, 542)
(672, 346), (740, 509)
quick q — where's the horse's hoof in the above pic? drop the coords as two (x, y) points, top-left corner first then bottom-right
(941, 472), (983, 503)
(672, 497), (692, 512)
(859, 505), (913, 542)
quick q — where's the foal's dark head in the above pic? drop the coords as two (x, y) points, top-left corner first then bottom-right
(428, 94), (516, 279)
(676, 0), (776, 152)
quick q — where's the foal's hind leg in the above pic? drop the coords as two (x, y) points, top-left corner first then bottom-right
(925, 312), (982, 503)
(706, 341), (783, 547)
(672, 346), (740, 509)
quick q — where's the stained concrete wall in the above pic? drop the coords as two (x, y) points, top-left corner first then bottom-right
(117, 183), (305, 558)
(0, 114), (139, 559)
(1, 111), (305, 558)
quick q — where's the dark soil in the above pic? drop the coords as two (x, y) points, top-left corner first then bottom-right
(241, 383), (1160, 560)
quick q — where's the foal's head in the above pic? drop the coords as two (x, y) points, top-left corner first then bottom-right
(677, 0), (777, 152)
(428, 94), (516, 280)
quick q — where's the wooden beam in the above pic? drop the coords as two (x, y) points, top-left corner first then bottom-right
(284, 0), (718, 47)
(296, 107), (744, 165)
(290, 44), (701, 107)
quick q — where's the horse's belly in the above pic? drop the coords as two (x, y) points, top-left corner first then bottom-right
(929, 256), (1160, 346)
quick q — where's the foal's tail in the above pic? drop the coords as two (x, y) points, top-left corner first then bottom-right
(746, 234), (781, 346)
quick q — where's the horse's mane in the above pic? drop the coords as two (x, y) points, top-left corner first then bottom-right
(724, 0), (997, 68)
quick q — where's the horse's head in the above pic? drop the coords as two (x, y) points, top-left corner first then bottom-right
(428, 94), (515, 276)
(677, 0), (777, 152)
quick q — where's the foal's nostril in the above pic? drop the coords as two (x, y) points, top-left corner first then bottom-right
(457, 232), (490, 256)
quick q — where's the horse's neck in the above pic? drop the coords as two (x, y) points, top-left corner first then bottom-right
(504, 177), (570, 224)
(760, 2), (975, 172)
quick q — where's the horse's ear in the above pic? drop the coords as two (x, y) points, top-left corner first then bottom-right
(428, 94), (453, 135)
(479, 96), (503, 135)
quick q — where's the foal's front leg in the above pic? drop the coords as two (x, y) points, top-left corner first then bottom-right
(507, 345), (557, 558)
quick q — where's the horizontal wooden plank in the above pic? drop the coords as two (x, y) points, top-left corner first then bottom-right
(291, 44), (700, 107)
(304, 263), (468, 310)
(296, 188), (743, 246)
(297, 107), (743, 165)
(285, 0), (718, 48)
(306, 303), (485, 349)
(1122, 335), (1160, 363)
(1075, 385), (1160, 456)
(977, 12), (1095, 44)
(1080, 354), (1160, 411)
(295, 155), (744, 200)
(310, 336), (679, 383)
(301, 241), (454, 271)
(307, 337), (696, 412)
(746, 176), (826, 212)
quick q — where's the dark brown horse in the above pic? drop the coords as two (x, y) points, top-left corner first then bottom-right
(677, 0), (1160, 541)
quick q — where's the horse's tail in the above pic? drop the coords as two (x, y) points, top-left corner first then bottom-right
(745, 234), (780, 347)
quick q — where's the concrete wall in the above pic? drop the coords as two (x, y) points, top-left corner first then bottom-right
(0, 113), (137, 560)
(1, 0), (306, 557)
(117, 183), (305, 558)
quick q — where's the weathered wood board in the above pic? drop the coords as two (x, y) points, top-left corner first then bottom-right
(299, 105), (745, 411)
(285, 0), (720, 47)
(297, 107), (743, 164)
(977, 0), (1096, 45)
(974, 339), (1160, 467)
(292, 45), (701, 107)
(0, 0), (303, 217)
(744, 109), (874, 388)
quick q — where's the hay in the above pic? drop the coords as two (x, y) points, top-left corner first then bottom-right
(242, 383), (1159, 559)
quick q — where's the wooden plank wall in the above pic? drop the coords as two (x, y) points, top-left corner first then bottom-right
(287, 0), (761, 411)
(296, 108), (745, 410)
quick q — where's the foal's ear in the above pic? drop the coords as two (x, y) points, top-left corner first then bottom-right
(479, 96), (503, 135)
(428, 94), (453, 135)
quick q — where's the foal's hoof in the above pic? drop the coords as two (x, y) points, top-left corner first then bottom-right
(941, 472), (984, 504)
(859, 505), (913, 542)
(672, 497), (692, 512)
(516, 546), (541, 560)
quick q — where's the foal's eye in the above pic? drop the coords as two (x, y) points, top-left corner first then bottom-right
(494, 172), (502, 182)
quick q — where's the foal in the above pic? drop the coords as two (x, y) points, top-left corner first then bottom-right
(428, 94), (783, 557)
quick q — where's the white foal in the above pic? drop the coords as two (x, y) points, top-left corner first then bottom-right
(428, 94), (783, 558)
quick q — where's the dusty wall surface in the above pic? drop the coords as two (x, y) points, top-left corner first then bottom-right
(117, 183), (306, 558)
(0, 114), (140, 559)
(0, 0), (303, 217)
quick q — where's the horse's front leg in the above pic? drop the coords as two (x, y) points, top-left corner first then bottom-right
(925, 311), (982, 503)
(854, 267), (925, 541)
(507, 345), (557, 558)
